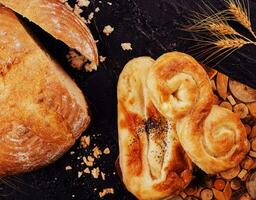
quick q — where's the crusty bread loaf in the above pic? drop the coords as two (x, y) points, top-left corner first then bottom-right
(0, 6), (90, 176)
(118, 57), (193, 200)
(0, 0), (98, 65)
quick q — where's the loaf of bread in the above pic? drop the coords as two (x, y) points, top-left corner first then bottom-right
(0, 6), (90, 176)
(0, 0), (98, 65)
(118, 57), (193, 200)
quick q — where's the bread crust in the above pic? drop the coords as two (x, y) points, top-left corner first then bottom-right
(0, 6), (90, 176)
(0, 0), (98, 65)
(118, 57), (193, 200)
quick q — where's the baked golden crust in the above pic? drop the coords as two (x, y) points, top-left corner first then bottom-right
(147, 52), (215, 121)
(118, 57), (193, 200)
(177, 104), (250, 174)
(0, 6), (90, 176)
(0, 0), (98, 65)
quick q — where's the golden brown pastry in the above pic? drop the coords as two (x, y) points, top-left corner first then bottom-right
(148, 52), (249, 174)
(118, 57), (193, 200)
(147, 52), (214, 122)
(0, 0), (98, 65)
(0, 6), (90, 176)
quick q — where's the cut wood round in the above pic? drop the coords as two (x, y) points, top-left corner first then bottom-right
(245, 125), (252, 136)
(229, 80), (256, 103)
(246, 171), (256, 199)
(200, 188), (213, 200)
(247, 102), (256, 118)
(241, 156), (254, 170)
(217, 72), (229, 100)
(231, 178), (241, 191)
(184, 185), (198, 196)
(250, 126), (256, 139)
(220, 101), (232, 111)
(220, 165), (241, 180)
(239, 193), (252, 200)
(233, 103), (249, 119)
(251, 138), (256, 151)
(214, 179), (226, 191)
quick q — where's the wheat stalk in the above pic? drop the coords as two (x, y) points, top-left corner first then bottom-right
(208, 22), (238, 35)
(224, 0), (256, 38)
(182, 0), (256, 66)
(214, 38), (248, 49)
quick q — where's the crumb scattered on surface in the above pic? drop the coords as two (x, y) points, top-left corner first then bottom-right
(93, 146), (102, 158)
(78, 171), (83, 178)
(91, 167), (100, 179)
(107, 2), (113, 6)
(70, 151), (75, 155)
(80, 135), (91, 149)
(103, 147), (110, 154)
(100, 56), (106, 63)
(103, 25), (114, 36)
(101, 172), (106, 180)
(84, 168), (90, 174)
(95, 7), (100, 12)
(83, 156), (94, 167)
(77, 0), (90, 7)
(65, 166), (72, 171)
(121, 43), (132, 51)
(99, 188), (114, 198)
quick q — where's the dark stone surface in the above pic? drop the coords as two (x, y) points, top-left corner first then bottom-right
(1, 0), (256, 199)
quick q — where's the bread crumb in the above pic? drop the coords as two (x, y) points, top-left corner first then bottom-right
(87, 12), (94, 24)
(95, 7), (100, 13)
(99, 188), (114, 198)
(103, 148), (110, 155)
(80, 135), (90, 149)
(83, 156), (94, 167)
(78, 171), (83, 178)
(74, 4), (83, 16)
(77, 0), (90, 7)
(65, 166), (72, 171)
(101, 172), (106, 180)
(84, 63), (97, 72)
(84, 168), (90, 174)
(91, 167), (100, 179)
(70, 151), (75, 155)
(121, 43), (132, 51)
(107, 2), (113, 6)
(103, 25), (114, 36)
(93, 146), (102, 158)
(99, 56), (106, 63)
(87, 156), (95, 162)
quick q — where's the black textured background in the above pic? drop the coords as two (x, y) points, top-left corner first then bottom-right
(2, 0), (256, 199)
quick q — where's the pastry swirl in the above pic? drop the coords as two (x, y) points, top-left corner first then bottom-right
(147, 52), (214, 121)
(149, 52), (249, 174)
(118, 57), (193, 200)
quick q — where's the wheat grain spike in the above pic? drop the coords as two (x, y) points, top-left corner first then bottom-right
(214, 38), (248, 49)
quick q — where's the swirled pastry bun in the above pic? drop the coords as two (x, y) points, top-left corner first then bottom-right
(177, 105), (250, 174)
(147, 52), (214, 121)
(118, 57), (193, 200)
(148, 52), (249, 174)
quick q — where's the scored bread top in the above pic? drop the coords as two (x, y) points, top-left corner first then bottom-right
(0, 6), (90, 176)
(0, 0), (99, 65)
